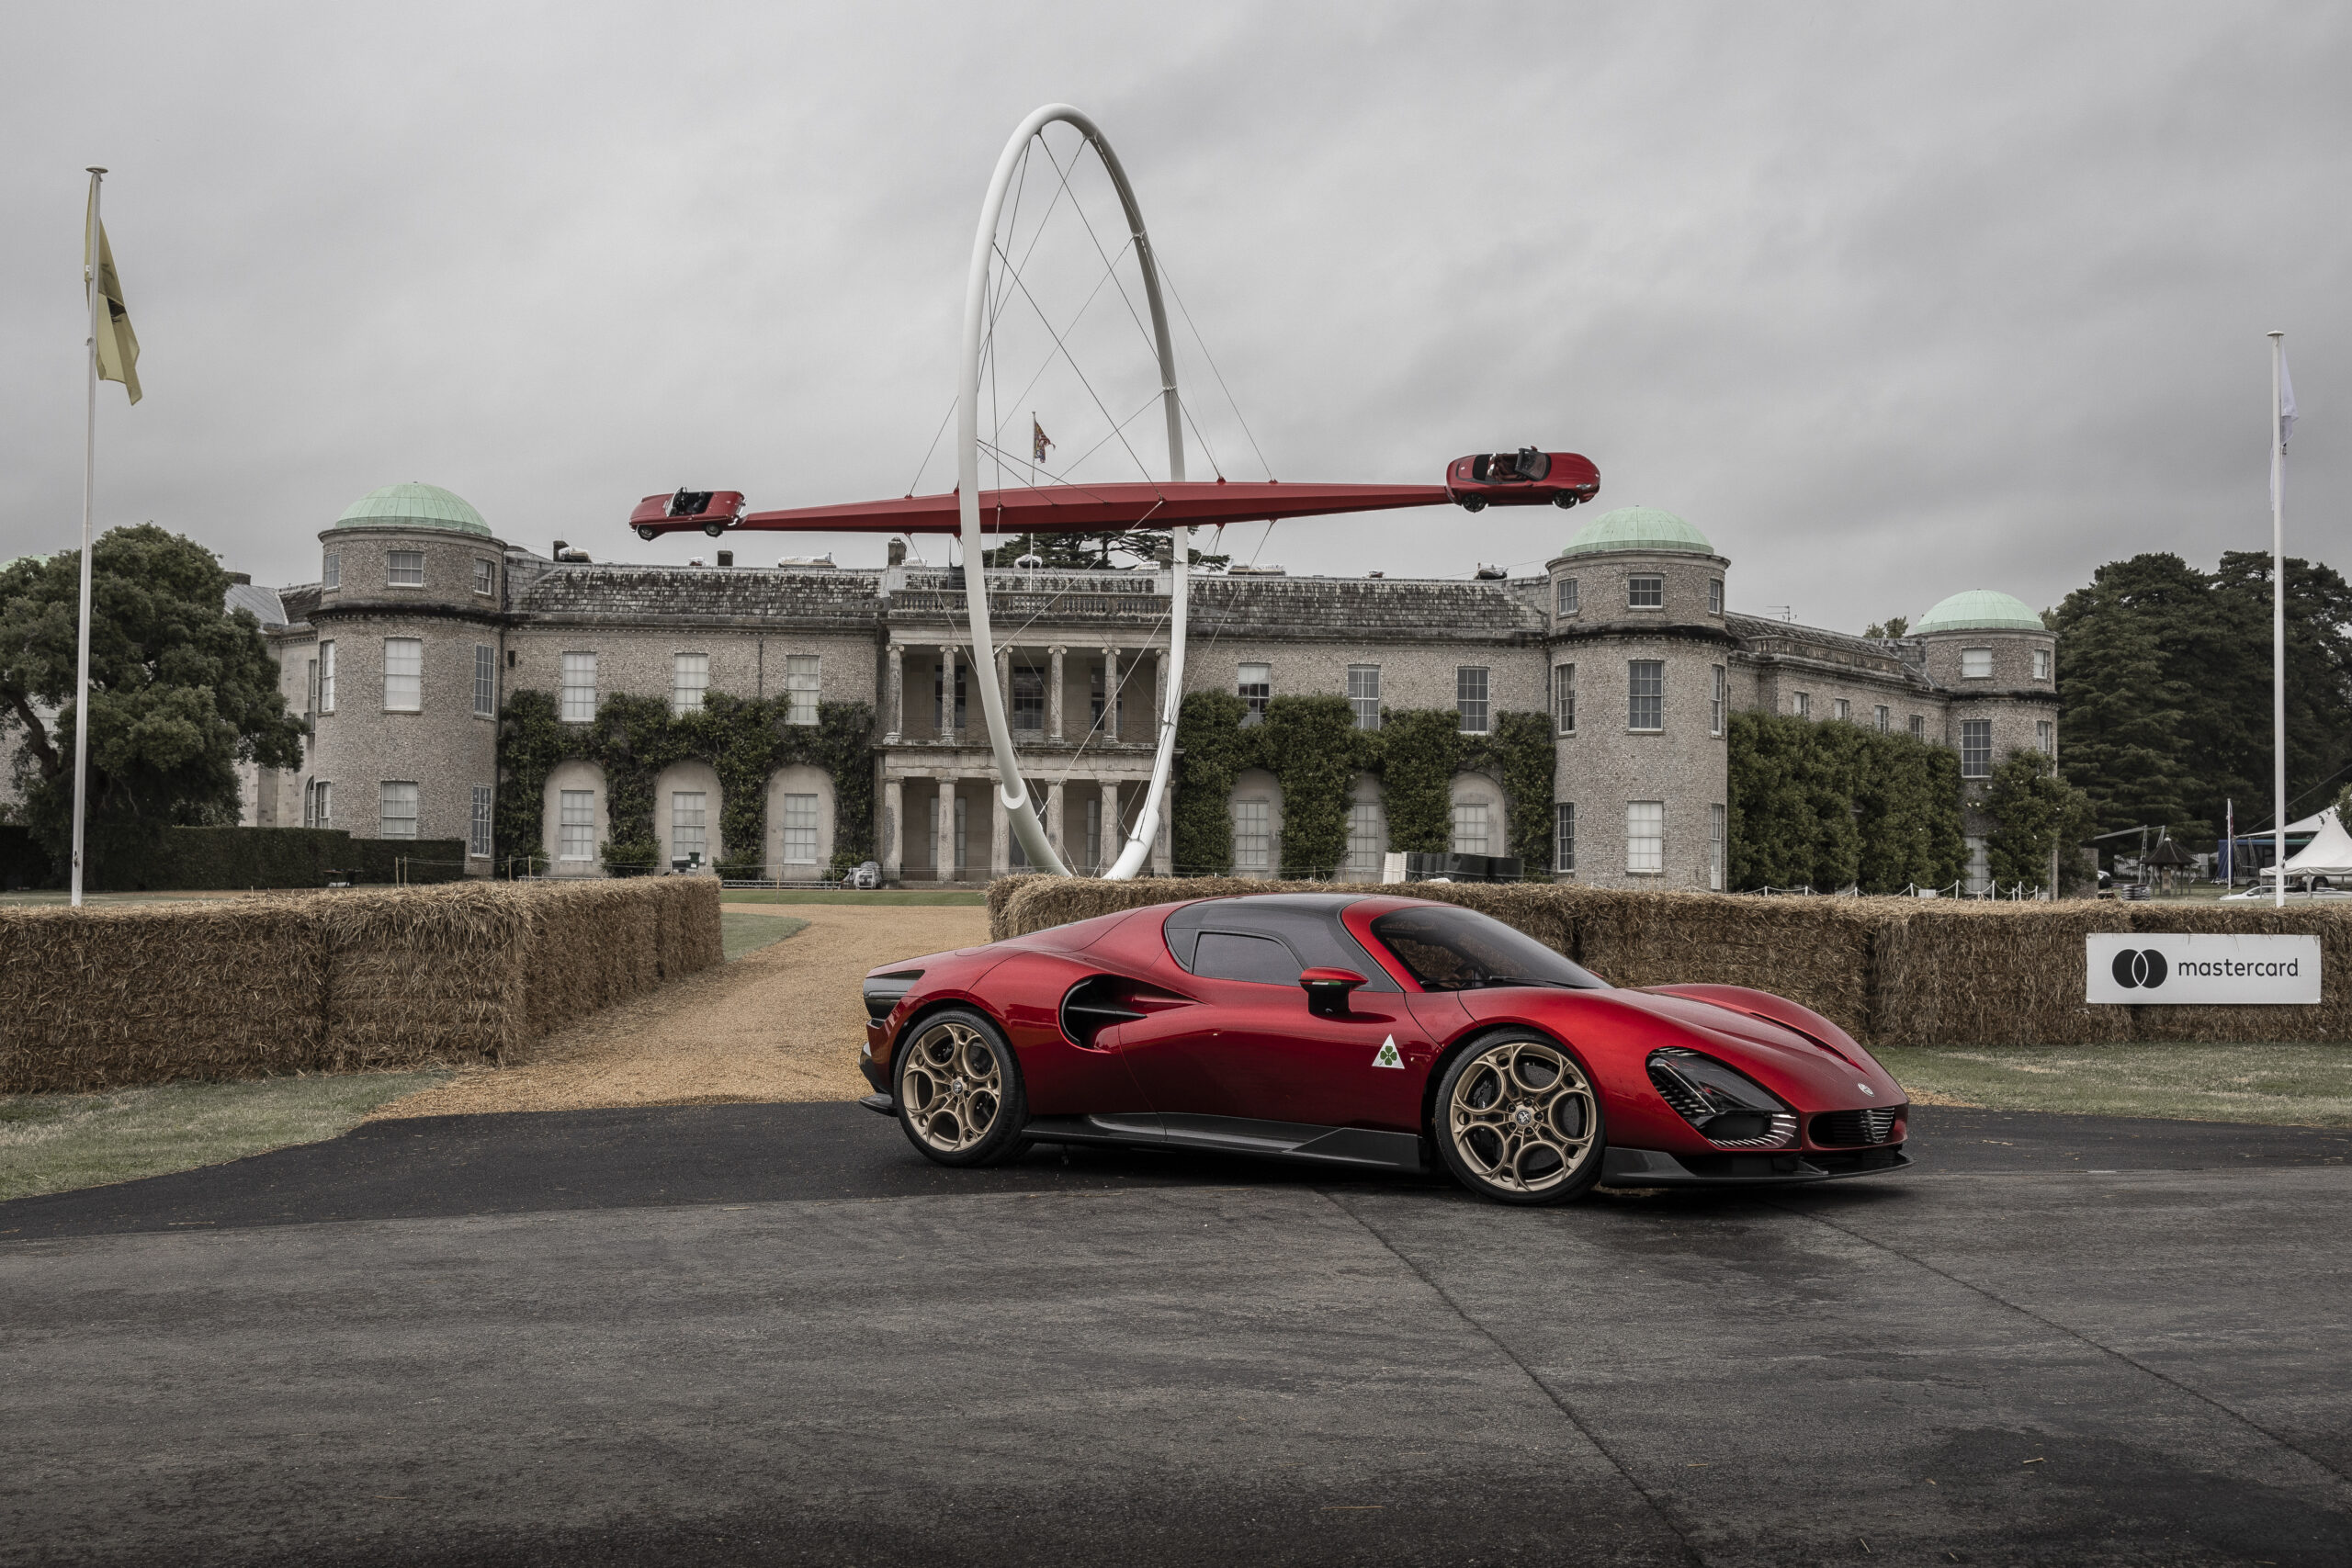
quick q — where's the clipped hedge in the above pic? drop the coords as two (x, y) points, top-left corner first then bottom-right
(988, 875), (2352, 1048)
(0, 877), (722, 1093)
(87, 827), (469, 891)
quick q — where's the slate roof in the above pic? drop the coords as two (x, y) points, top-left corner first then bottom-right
(513, 564), (884, 627)
(224, 581), (288, 626)
(1185, 575), (1546, 642)
(1724, 612), (1930, 687)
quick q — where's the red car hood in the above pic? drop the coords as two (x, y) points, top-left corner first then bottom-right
(1604, 987), (1902, 1110)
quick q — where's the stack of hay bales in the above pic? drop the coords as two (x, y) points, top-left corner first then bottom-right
(0, 878), (723, 1094)
(988, 875), (2352, 1049)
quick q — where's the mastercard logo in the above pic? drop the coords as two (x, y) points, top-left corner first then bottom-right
(2109, 949), (2170, 989)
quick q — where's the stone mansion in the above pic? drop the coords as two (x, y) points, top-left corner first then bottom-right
(233, 482), (2059, 891)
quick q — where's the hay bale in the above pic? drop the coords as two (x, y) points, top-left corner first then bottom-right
(1570, 888), (1878, 1040)
(1870, 900), (2132, 1048)
(2122, 902), (2352, 1043)
(316, 883), (532, 1069)
(0, 898), (328, 1093)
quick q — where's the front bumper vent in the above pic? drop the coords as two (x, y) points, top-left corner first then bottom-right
(1811, 1107), (1901, 1147)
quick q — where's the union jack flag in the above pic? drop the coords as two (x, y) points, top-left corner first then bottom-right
(1032, 417), (1054, 465)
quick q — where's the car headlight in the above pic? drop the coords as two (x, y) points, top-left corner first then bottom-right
(1646, 1048), (1797, 1149)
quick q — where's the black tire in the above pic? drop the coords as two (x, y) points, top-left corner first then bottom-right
(1552, 491), (1580, 509)
(636, 525), (659, 541)
(702, 521), (726, 537)
(894, 1007), (1030, 1168)
(1430, 1032), (1606, 1205)
(1461, 497), (1487, 513)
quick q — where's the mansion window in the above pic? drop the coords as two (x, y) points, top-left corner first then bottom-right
(1961, 718), (1994, 777)
(559, 789), (596, 861)
(1554, 663), (1577, 735)
(304, 779), (334, 830)
(937, 660), (968, 730)
(1629, 660), (1664, 730)
(474, 558), (496, 596)
(2033, 649), (2051, 681)
(781, 793), (820, 865)
(469, 785), (493, 859)
(560, 652), (598, 722)
(1832, 698), (1849, 722)
(1709, 804), (1725, 891)
(673, 653), (709, 716)
(1555, 802), (1576, 874)
(1909, 714), (1925, 740)
(1874, 705), (1890, 733)
(1456, 666), (1489, 734)
(1238, 662), (1271, 725)
(1349, 664), (1382, 731)
(2037, 719), (2055, 755)
(1962, 648), (1994, 679)
(322, 551), (340, 590)
(1555, 578), (1578, 617)
(1628, 575), (1664, 609)
(1011, 664), (1045, 733)
(672, 791), (709, 865)
(382, 638), (423, 712)
(1708, 578), (1724, 615)
(1233, 797), (1272, 875)
(786, 654), (821, 726)
(1347, 798), (1385, 879)
(474, 645), (496, 717)
(1452, 801), (1489, 855)
(388, 550), (424, 588)
(379, 781), (418, 840)
(1626, 801), (1665, 874)
(318, 640), (336, 713)
(1792, 691), (1810, 718)
(1711, 666), (1725, 735)
(1965, 835), (1992, 895)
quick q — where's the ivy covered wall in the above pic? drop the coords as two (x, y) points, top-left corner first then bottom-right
(1724, 709), (1965, 892)
(497, 688), (876, 876)
(1171, 692), (1555, 876)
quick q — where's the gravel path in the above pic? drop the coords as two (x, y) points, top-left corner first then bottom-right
(368, 903), (989, 1119)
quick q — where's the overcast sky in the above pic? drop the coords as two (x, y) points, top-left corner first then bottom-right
(3, 1), (2345, 632)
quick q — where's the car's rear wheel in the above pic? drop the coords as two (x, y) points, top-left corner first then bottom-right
(1432, 1033), (1604, 1205)
(702, 520), (727, 537)
(895, 1008), (1031, 1168)
(1461, 497), (1487, 513)
(1552, 491), (1580, 509)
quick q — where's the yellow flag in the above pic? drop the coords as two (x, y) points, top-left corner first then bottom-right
(84, 188), (141, 404)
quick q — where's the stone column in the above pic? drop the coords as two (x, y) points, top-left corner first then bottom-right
(1047, 645), (1066, 742)
(1099, 778), (1121, 874)
(1046, 778), (1066, 860)
(1102, 647), (1120, 743)
(885, 644), (903, 742)
(989, 784), (1010, 880)
(933, 776), (956, 883)
(881, 776), (903, 884)
(1153, 648), (1169, 744)
(1152, 791), (1172, 877)
(938, 646), (956, 740)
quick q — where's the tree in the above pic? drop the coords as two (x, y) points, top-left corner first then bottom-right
(0, 525), (305, 872)
(1725, 712), (1963, 892)
(980, 530), (1230, 571)
(1983, 750), (2098, 892)
(1862, 615), (1908, 638)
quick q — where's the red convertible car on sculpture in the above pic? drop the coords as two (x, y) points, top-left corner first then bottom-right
(860, 895), (1909, 1205)
(1445, 449), (1601, 512)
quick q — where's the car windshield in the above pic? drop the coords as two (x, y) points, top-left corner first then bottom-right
(1368, 906), (1607, 992)
(1483, 449), (1549, 482)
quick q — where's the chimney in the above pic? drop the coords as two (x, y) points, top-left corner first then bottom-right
(887, 539), (907, 567)
(227, 570), (252, 585)
(551, 539), (569, 558)
(716, 549), (734, 568)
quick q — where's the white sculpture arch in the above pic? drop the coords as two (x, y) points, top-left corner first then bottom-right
(958, 104), (1188, 880)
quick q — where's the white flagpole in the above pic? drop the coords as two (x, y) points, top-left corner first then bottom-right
(2268, 330), (2287, 908)
(72, 167), (107, 908)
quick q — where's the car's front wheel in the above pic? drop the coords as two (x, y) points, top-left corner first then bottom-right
(1552, 491), (1580, 509)
(894, 1008), (1031, 1168)
(1431, 1033), (1605, 1204)
(1460, 496), (1487, 513)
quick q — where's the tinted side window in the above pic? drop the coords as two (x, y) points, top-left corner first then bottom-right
(1193, 931), (1302, 985)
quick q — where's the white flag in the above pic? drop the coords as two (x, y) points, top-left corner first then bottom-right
(2280, 347), (2298, 450)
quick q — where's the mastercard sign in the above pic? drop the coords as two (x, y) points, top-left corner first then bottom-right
(2085, 933), (2321, 1005)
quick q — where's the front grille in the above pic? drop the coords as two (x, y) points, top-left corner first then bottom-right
(1811, 1107), (1900, 1147)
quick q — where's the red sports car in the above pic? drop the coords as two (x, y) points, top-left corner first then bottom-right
(859, 894), (1908, 1204)
(1445, 449), (1600, 513)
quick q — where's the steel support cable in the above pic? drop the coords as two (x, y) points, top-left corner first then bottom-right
(1154, 254), (1276, 481)
(986, 236), (1142, 465)
(989, 237), (1162, 488)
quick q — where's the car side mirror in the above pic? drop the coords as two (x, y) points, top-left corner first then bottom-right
(1299, 967), (1366, 1017)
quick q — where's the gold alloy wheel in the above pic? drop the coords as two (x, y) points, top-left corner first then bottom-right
(899, 1019), (1005, 1155)
(1446, 1039), (1598, 1194)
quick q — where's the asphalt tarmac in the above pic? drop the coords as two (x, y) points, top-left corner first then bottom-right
(4, 1104), (2349, 1566)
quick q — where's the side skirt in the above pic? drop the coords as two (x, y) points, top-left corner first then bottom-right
(1023, 1112), (1429, 1174)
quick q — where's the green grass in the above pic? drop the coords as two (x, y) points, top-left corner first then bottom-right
(1877, 1043), (2352, 1127)
(719, 888), (989, 907)
(0, 891), (240, 907)
(0, 1070), (451, 1204)
(721, 911), (810, 959)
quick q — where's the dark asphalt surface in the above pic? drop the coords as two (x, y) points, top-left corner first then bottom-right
(5, 1105), (2349, 1566)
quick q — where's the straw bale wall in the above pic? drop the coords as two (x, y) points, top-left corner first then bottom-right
(989, 876), (2352, 1048)
(0, 878), (721, 1093)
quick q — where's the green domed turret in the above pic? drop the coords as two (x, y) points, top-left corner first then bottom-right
(1560, 506), (1713, 558)
(331, 481), (492, 537)
(1914, 589), (2042, 634)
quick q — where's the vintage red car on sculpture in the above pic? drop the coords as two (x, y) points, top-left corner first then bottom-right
(1444, 448), (1601, 512)
(858, 894), (1909, 1205)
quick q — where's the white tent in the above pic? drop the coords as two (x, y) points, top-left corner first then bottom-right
(2278, 809), (2352, 877)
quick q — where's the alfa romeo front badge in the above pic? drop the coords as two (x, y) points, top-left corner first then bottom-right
(1858, 1084), (1874, 1096)
(1372, 1037), (1405, 1069)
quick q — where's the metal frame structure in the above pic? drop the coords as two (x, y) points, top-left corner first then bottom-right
(961, 105), (1186, 881)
